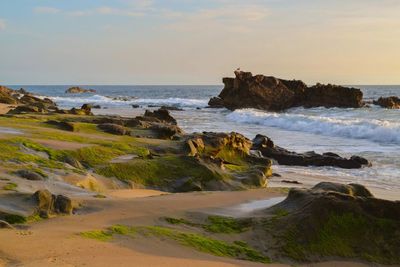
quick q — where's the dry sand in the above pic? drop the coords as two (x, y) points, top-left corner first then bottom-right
(0, 189), (378, 267)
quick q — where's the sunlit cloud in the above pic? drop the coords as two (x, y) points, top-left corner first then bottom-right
(33, 6), (61, 14)
(162, 4), (269, 33)
(95, 6), (145, 17)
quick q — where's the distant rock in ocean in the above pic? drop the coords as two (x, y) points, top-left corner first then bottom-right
(65, 86), (96, 94)
(208, 70), (363, 111)
(373, 96), (400, 109)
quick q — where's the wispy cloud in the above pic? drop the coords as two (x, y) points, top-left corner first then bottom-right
(162, 4), (270, 33)
(34, 6), (61, 14)
(66, 6), (147, 17)
(95, 6), (145, 17)
(0, 19), (6, 30)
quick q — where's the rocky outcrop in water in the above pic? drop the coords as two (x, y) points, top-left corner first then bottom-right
(208, 71), (363, 111)
(65, 86), (96, 94)
(252, 134), (370, 169)
(373, 96), (400, 109)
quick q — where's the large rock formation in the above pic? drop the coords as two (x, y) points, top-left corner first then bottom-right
(373, 96), (400, 109)
(186, 132), (272, 188)
(252, 134), (370, 169)
(257, 182), (400, 264)
(208, 71), (363, 111)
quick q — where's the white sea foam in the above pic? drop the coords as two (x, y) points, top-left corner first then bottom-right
(226, 108), (400, 144)
(48, 95), (208, 108)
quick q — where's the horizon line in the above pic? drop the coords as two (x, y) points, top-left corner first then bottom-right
(3, 83), (400, 87)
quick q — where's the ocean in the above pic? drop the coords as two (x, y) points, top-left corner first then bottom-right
(7, 85), (400, 193)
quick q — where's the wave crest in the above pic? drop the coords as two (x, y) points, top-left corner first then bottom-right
(226, 108), (400, 144)
(48, 95), (208, 108)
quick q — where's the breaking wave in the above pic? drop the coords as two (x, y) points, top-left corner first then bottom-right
(48, 95), (208, 108)
(226, 108), (400, 144)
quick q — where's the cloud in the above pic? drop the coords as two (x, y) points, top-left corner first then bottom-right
(66, 6), (146, 17)
(95, 6), (145, 17)
(67, 10), (90, 17)
(0, 19), (5, 30)
(162, 4), (269, 33)
(34, 6), (61, 14)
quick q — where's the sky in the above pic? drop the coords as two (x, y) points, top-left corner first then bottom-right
(0, 0), (399, 85)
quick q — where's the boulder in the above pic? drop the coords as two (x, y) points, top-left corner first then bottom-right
(54, 195), (73, 214)
(7, 105), (42, 114)
(19, 95), (58, 111)
(373, 96), (400, 109)
(65, 87), (96, 94)
(32, 190), (74, 217)
(144, 108), (177, 125)
(33, 189), (54, 214)
(98, 123), (132, 136)
(46, 120), (76, 131)
(149, 124), (183, 139)
(252, 134), (370, 169)
(15, 170), (45, 181)
(208, 70), (363, 111)
(65, 104), (93, 116)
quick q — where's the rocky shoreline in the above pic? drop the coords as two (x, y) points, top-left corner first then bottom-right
(0, 84), (399, 266)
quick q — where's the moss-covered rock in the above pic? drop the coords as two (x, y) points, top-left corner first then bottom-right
(253, 182), (400, 264)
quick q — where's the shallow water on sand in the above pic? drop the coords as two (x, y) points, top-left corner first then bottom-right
(0, 127), (22, 135)
(207, 197), (286, 217)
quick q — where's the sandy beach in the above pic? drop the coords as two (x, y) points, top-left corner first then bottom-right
(0, 188), (379, 267)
